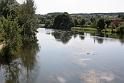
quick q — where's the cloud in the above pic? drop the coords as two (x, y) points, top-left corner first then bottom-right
(57, 76), (66, 83)
(81, 70), (115, 83)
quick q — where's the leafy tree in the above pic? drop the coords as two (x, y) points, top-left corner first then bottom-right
(17, 0), (38, 39)
(118, 25), (124, 33)
(53, 12), (73, 29)
(118, 14), (124, 19)
(80, 19), (85, 27)
(105, 20), (111, 28)
(90, 17), (96, 23)
(0, 16), (22, 56)
(0, 0), (17, 18)
(97, 18), (105, 30)
(0, 0), (38, 56)
(112, 20), (120, 27)
(74, 19), (79, 27)
(45, 20), (53, 28)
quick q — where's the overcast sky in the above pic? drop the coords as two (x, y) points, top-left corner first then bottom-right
(17, 0), (124, 14)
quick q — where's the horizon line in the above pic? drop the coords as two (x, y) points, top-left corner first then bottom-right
(36, 12), (124, 15)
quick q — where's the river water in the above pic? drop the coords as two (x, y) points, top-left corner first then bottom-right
(0, 28), (124, 83)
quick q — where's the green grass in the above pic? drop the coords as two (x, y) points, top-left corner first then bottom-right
(71, 27), (97, 33)
(71, 27), (120, 34)
(102, 28), (118, 33)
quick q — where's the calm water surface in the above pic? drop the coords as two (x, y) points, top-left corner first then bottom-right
(0, 28), (124, 83)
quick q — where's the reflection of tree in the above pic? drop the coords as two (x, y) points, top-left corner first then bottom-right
(78, 32), (85, 40)
(19, 38), (39, 70)
(52, 30), (73, 44)
(18, 38), (39, 83)
(0, 55), (20, 83)
(79, 35), (85, 40)
(96, 37), (104, 44)
(0, 37), (39, 83)
(4, 62), (20, 83)
(118, 34), (124, 44)
(51, 30), (85, 44)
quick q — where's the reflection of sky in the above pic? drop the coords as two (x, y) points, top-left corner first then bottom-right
(81, 70), (115, 83)
(35, 28), (124, 83)
(1, 28), (124, 83)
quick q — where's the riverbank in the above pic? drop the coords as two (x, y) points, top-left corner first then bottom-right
(71, 27), (124, 34)
(71, 27), (97, 33)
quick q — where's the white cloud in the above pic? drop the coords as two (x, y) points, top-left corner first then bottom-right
(57, 76), (66, 83)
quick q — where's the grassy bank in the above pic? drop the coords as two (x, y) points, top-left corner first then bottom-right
(71, 27), (123, 34)
(71, 27), (97, 33)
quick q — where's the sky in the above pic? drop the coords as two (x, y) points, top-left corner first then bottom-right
(17, 0), (124, 14)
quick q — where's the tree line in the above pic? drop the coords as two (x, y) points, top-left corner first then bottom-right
(38, 12), (124, 33)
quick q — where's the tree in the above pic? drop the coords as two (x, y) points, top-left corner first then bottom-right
(17, 0), (38, 39)
(74, 19), (78, 27)
(97, 19), (105, 30)
(80, 19), (85, 27)
(0, 0), (38, 56)
(112, 20), (120, 27)
(90, 17), (96, 23)
(45, 20), (53, 28)
(0, 0), (17, 18)
(53, 12), (73, 29)
(105, 20), (111, 28)
(118, 14), (124, 19)
(0, 16), (22, 56)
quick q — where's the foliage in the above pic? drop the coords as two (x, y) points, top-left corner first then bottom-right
(74, 19), (79, 27)
(0, 16), (22, 56)
(53, 12), (74, 29)
(90, 22), (97, 28)
(118, 25), (124, 33)
(105, 20), (111, 28)
(90, 17), (96, 23)
(112, 20), (120, 27)
(97, 18), (105, 30)
(80, 19), (85, 27)
(0, 0), (18, 18)
(45, 20), (53, 28)
(118, 14), (124, 19)
(0, 0), (38, 56)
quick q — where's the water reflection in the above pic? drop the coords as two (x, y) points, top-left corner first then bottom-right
(47, 29), (124, 44)
(91, 32), (124, 44)
(51, 30), (85, 44)
(0, 38), (39, 83)
(52, 31), (72, 44)
(0, 28), (124, 83)
(81, 70), (115, 83)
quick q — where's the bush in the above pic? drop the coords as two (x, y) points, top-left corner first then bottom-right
(118, 25), (124, 33)
(0, 16), (22, 55)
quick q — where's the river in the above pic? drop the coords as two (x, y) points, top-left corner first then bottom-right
(0, 28), (124, 83)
